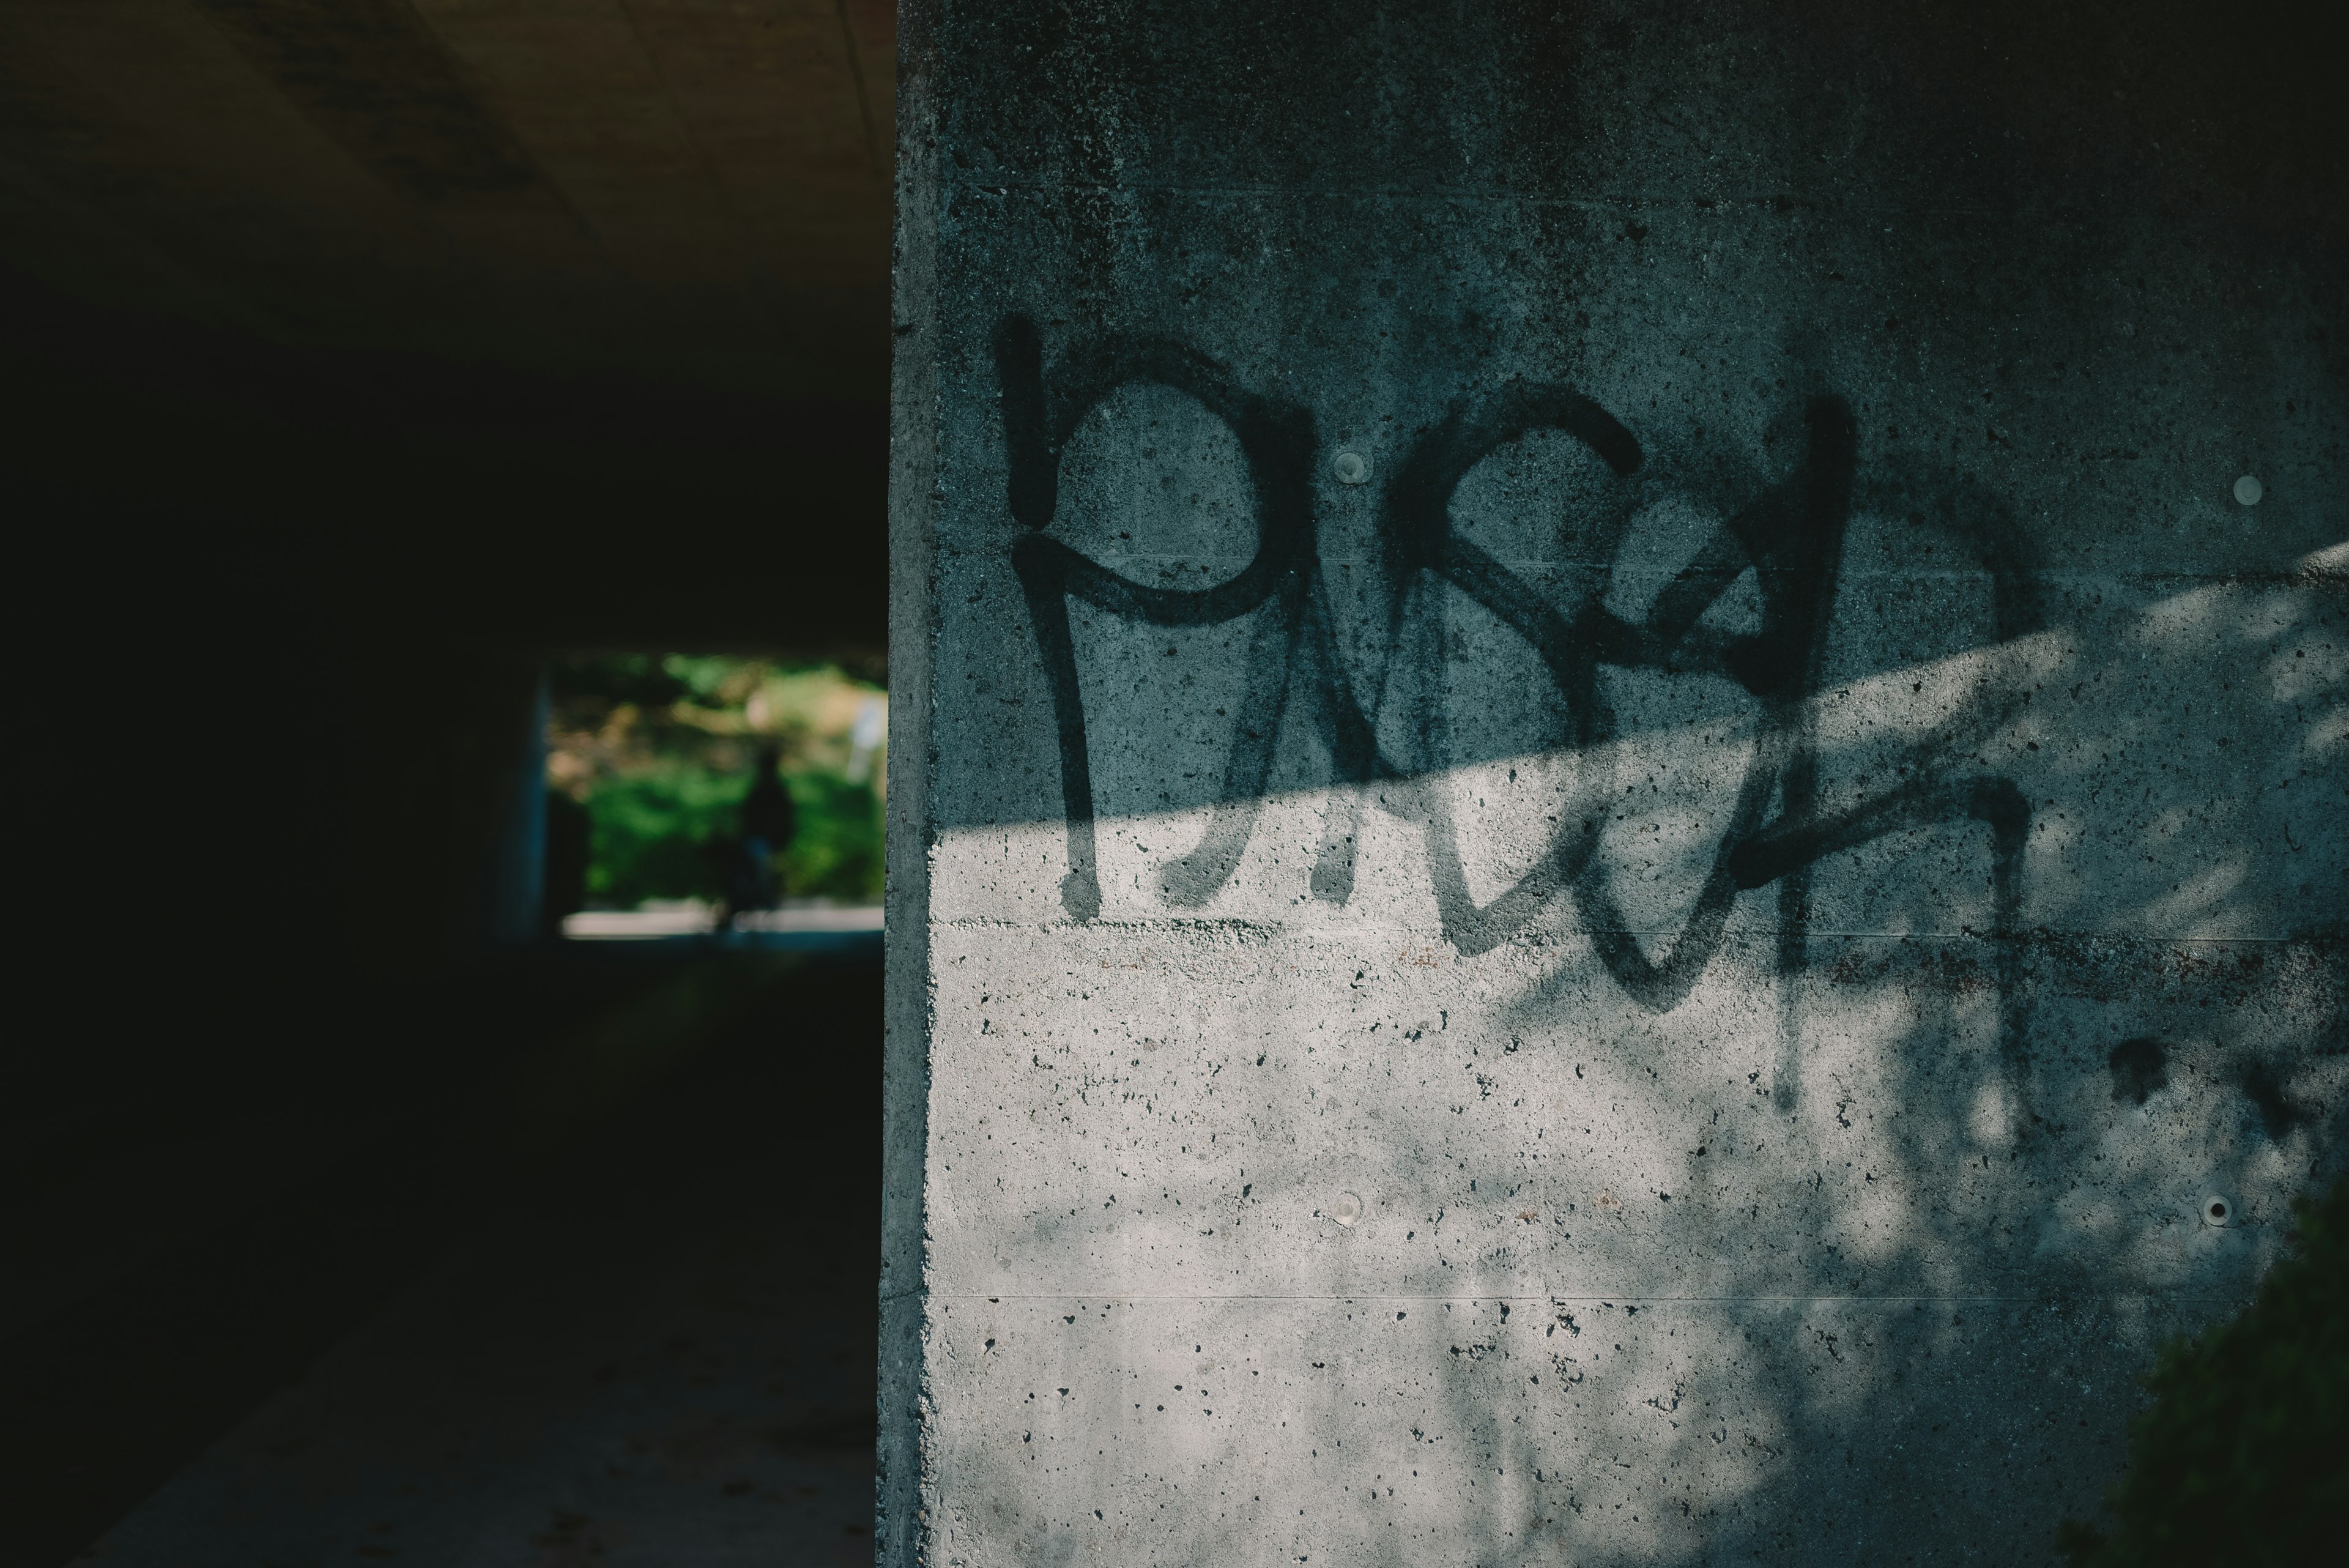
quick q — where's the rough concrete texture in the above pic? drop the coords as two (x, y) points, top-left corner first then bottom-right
(886, 4), (2346, 1562)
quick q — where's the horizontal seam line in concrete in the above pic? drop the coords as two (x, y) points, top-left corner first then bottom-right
(929, 1293), (2249, 1304)
(924, 920), (2316, 943)
(938, 556), (2326, 578)
(941, 180), (2017, 212)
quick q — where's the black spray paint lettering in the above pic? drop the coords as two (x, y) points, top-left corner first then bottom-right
(994, 313), (2035, 1066)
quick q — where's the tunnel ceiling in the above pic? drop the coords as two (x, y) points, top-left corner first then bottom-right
(0, 0), (894, 403)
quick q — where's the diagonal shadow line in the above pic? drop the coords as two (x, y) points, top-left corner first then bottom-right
(992, 319), (2039, 1073)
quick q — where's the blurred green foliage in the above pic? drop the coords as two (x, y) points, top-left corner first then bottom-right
(549, 653), (884, 907)
(2058, 1178), (2348, 1567)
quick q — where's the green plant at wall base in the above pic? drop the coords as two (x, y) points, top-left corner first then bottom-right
(2058, 1178), (2349, 1567)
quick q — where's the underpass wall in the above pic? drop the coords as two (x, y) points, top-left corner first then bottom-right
(884, 4), (2347, 1562)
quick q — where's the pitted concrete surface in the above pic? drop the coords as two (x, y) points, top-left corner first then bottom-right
(886, 4), (2345, 1564)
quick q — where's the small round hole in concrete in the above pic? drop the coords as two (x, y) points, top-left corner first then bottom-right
(1331, 450), (1369, 486)
(2203, 1195), (2232, 1227)
(1331, 1191), (1362, 1227)
(2233, 475), (2263, 506)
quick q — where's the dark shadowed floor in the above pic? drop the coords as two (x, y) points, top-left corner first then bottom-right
(71, 953), (882, 1568)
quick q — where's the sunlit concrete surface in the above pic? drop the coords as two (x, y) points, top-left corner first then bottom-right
(885, 4), (2347, 1562)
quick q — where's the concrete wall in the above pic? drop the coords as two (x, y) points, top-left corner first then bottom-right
(885, 5), (2346, 1561)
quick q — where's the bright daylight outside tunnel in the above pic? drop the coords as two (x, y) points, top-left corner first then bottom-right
(4, 3), (2344, 1566)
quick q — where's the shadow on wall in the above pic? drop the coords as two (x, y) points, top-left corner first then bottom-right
(982, 310), (2340, 1035)
(938, 319), (2345, 1560)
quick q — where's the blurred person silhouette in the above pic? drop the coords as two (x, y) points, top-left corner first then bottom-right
(721, 744), (797, 931)
(541, 789), (590, 939)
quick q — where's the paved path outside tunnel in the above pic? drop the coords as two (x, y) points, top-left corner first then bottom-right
(75, 961), (882, 1568)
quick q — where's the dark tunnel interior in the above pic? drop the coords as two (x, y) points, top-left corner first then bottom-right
(2, 133), (889, 1562)
(4, 251), (891, 1561)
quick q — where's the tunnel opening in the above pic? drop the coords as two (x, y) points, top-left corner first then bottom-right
(4, 650), (889, 1567)
(545, 651), (887, 946)
(3, 267), (889, 1565)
